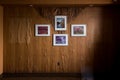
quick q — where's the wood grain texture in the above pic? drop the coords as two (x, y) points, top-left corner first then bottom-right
(0, 0), (113, 5)
(0, 5), (3, 74)
(3, 6), (115, 73)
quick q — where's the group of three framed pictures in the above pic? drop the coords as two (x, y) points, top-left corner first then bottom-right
(35, 16), (86, 46)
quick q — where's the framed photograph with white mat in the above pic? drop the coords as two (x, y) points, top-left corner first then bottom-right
(55, 16), (67, 31)
(35, 24), (50, 36)
(71, 24), (86, 36)
(53, 34), (68, 46)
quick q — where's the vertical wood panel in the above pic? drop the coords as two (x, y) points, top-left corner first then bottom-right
(3, 6), (114, 73)
(0, 5), (3, 74)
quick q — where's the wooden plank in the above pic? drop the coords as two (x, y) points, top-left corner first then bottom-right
(0, 5), (3, 74)
(0, 0), (113, 5)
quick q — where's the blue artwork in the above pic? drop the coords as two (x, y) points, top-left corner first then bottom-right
(56, 36), (66, 44)
(57, 18), (65, 28)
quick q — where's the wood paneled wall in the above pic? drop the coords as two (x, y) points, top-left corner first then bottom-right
(3, 6), (115, 73)
(0, 5), (3, 74)
(0, 0), (113, 5)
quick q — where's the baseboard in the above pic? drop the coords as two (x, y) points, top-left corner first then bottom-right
(1, 72), (116, 80)
(2, 73), (81, 78)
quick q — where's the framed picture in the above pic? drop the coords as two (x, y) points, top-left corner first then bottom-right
(53, 34), (68, 46)
(55, 16), (67, 31)
(71, 24), (86, 36)
(35, 24), (50, 36)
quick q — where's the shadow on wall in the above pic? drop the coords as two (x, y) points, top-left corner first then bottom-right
(93, 5), (120, 80)
(81, 5), (120, 80)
